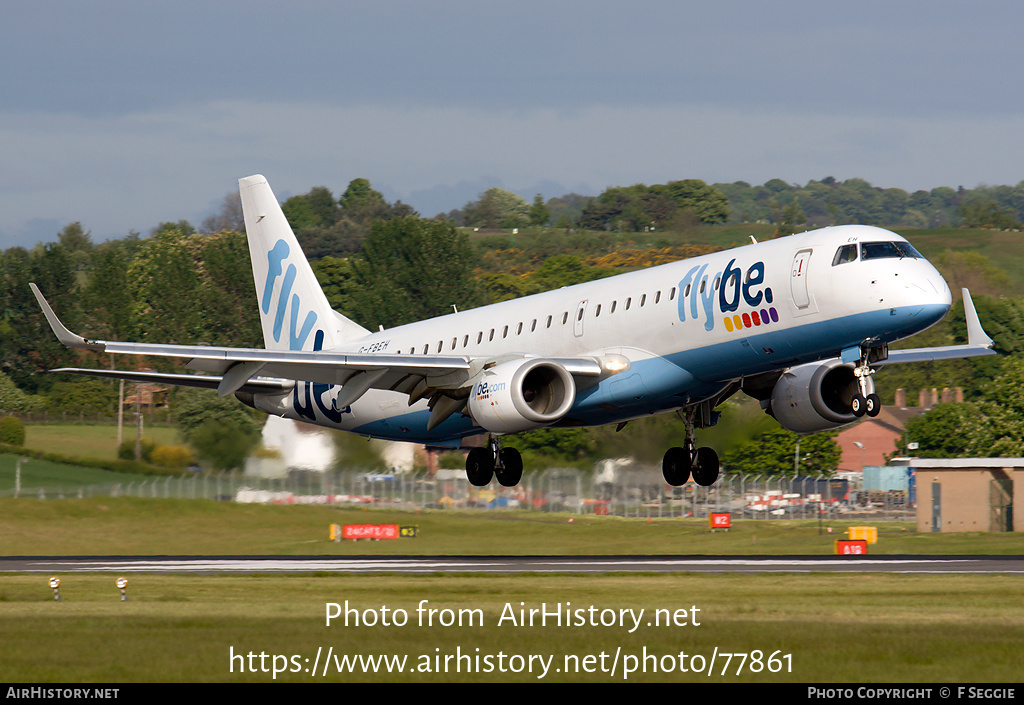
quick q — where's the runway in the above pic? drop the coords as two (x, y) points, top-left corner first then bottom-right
(2, 555), (1023, 574)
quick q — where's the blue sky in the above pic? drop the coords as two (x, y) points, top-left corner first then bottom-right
(2, 1), (1023, 247)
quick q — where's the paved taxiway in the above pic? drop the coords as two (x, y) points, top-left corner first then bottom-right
(1, 555), (1022, 574)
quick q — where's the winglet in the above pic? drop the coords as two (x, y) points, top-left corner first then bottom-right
(29, 283), (104, 351)
(962, 288), (994, 349)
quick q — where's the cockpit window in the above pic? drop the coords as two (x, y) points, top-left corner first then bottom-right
(832, 244), (858, 266)
(860, 241), (923, 261)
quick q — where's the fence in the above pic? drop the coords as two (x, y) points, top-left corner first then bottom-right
(13, 412), (174, 425)
(0, 467), (915, 521)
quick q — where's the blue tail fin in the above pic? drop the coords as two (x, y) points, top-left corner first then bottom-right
(238, 174), (369, 351)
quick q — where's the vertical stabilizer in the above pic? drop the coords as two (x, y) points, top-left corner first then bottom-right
(239, 174), (369, 351)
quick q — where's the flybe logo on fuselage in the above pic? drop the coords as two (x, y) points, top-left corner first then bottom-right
(678, 258), (779, 333)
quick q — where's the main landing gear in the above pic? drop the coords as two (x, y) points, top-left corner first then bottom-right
(466, 435), (523, 487)
(662, 406), (720, 487)
(662, 443), (719, 487)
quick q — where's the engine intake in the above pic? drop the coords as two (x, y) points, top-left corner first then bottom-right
(769, 358), (874, 434)
(467, 358), (576, 433)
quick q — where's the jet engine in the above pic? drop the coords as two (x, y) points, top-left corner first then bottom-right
(467, 358), (576, 433)
(769, 358), (875, 434)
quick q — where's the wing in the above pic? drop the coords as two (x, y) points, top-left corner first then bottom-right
(876, 289), (996, 365)
(31, 283), (603, 413)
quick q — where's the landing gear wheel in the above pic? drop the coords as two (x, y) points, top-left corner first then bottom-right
(466, 447), (494, 487)
(865, 393), (881, 417)
(495, 448), (523, 487)
(692, 447), (720, 487)
(662, 446), (692, 486)
(851, 393), (867, 417)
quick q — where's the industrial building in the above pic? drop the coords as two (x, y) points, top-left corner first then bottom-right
(900, 458), (1022, 533)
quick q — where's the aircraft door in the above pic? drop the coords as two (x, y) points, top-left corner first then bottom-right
(791, 249), (813, 309)
(574, 300), (588, 337)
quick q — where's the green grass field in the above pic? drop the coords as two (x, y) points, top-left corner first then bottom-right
(0, 572), (1020, 682)
(0, 454), (155, 494)
(0, 498), (1022, 682)
(23, 424), (180, 461)
(1, 497), (1023, 556)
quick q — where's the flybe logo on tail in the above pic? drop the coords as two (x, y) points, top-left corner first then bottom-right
(262, 239), (319, 351)
(678, 258), (777, 333)
(260, 238), (349, 422)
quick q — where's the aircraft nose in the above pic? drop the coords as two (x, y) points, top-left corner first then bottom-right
(894, 261), (951, 333)
(923, 262), (952, 307)
(936, 272), (952, 305)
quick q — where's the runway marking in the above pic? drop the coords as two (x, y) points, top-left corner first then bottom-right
(3, 556), (1021, 574)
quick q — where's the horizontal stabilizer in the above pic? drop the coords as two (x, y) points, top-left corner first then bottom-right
(51, 368), (295, 395)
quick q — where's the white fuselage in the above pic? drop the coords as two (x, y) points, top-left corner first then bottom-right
(252, 224), (951, 443)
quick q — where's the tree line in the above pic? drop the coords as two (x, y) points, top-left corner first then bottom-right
(5, 174), (1024, 469)
(435, 177), (1024, 235)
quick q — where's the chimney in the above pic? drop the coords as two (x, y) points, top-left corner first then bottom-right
(894, 388), (906, 407)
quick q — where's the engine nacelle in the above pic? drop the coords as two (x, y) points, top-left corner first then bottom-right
(769, 359), (875, 434)
(467, 358), (576, 433)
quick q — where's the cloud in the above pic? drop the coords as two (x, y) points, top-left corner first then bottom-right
(2, 99), (1023, 247)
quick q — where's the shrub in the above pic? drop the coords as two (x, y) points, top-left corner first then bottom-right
(118, 438), (157, 462)
(149, 445), (194, 470)
(0, 416), (25, 446)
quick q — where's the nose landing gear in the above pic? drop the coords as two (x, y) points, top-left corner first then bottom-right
(850, 345), (884, 418)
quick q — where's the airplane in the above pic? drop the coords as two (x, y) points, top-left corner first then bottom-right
(31, 174), (996, 488)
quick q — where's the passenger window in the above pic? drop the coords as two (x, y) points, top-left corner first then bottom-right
(610, 301), (617, 313)
(641, 294), (647, 306)
(595, 304), (602, 317)
(546, 315), (552, 328)
(669, 287), (676, 300)
(625, 297), (631, 310)
(655, 291), (661, 304)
